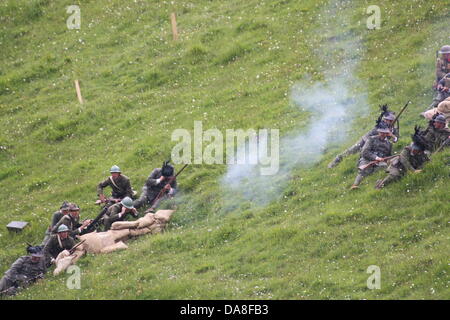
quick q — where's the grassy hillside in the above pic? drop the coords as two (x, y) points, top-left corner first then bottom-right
(0, 0), (448, 299)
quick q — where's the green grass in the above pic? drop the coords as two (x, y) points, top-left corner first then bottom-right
(0, 0), (449, 299)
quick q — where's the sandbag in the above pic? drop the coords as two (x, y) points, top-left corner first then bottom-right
(108, 229), (131, 242)
(79, 232), (105, 254)
(154, 210), (174, 223)
(54, 256), (74, 276)
(437, 99), (450, 124)
(137, 214), (156, 229)
(422, 108), (438, 120)
(129, 227), (151, 237)
(148, 223), (164, 234)
(53, 249), (86, 276)
(111, 220), (139, 230)
(100, 241), (128, 254)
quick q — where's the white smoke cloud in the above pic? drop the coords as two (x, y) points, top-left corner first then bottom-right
(221, 0), (369, 207)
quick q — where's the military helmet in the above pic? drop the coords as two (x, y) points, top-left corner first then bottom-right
(433, 114), (446, 124)
(60, 201), (71, 211)
(69, 204), (80, 211)
(57, 225), (69, 233)
(382, 112), (396, 121)
(121, 197), (134, 209)
(439, 45), (450, 54)
(110, 165), (121, 173)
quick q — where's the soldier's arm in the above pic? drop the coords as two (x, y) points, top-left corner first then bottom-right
(6, 257), (27, 282)
(146, 169), (162, 187)
(97, 178), (111, 196)
(50, 212), (61, 228)
(361, 138), (378, 161)
(51, 215), (69, 234)
(169, 178), (177, 195)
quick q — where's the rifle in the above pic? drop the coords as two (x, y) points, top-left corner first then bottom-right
(149, 164), (188, 209)
(79, 206), (109, 235)
(69, 239), (86, 254)
(95, 197), (121, 205)
(358, 155), (399, 170)
(391, 100), (411, 136)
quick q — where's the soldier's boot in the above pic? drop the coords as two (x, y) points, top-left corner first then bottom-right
(328, 155), (343, 168)
(351, 174), (364, 190)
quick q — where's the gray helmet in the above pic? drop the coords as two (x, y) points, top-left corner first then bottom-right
(433, 114), (446, 124)
(439, 45), (450, 54)
(69, 204), (80, 211)
(382, 112), (396, 121)
(60, 201), (71, 211)
(121, 197), (134, 209)
(110, 165), (121, 173)
(57, 224), (69, 233)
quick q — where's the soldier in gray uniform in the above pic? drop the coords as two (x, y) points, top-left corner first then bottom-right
(133, 161), (177, 212)
(351, 126), (393, 189)
(0, 253), (46, 296)
(328, 105), (398, 168)
(375, 127), (430, 189)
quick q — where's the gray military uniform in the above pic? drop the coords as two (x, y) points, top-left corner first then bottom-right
(378, 146), (429, 187)
(0, 256), (46, 295)
(329, 123), (398, 168)
(353, 135), (392, 186)
(133, 168), (177, 210)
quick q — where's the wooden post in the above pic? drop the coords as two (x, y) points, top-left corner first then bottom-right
(74, 79), (83, 104)
(170, 12), (178, 41)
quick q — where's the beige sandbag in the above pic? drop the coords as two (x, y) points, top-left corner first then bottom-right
(54, 256), (74, 276)
(129, 227), (151, 237)
(422, 108), (438, 120)
(437, 100), (450, 124)
(79, 232), (105, 254)
(108, 229), (131, 242)
(137, 214), (156, 229)
(100, 241), (128, 254)
(148, 223), (164, 234)
(111, 220), (139, 230)
(154, 210), (174, 223)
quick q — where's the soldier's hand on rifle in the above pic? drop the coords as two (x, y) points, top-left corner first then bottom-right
(99, 194), (106, 203)
(375, 156), (383, 162)
(131, 208), (138, 218)
(163, 184), (171, 192)
(118, 206), (127, 219)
